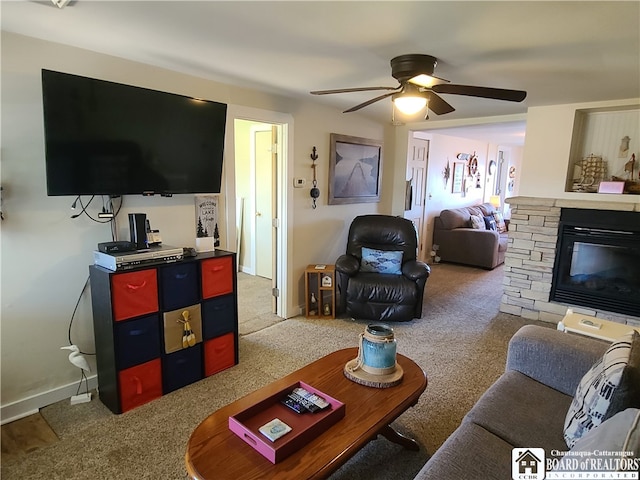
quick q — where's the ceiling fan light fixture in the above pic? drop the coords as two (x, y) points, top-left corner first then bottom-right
(408, 74), (448, 88)
(393, 92), (427, 115)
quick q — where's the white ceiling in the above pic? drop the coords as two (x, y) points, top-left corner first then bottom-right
(2, 1), (639, 144)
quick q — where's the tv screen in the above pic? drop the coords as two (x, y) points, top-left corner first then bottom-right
(41, 69), (227, 196)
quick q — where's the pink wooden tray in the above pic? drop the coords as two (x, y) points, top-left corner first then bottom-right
(228, 381), (345, 463)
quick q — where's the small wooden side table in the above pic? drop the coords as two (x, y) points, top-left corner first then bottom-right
(304, 264), (335, 319)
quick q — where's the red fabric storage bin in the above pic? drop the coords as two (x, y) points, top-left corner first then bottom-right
(201, 256), (233, 299)
(112, 269), (159, 321)
(204, 333), (236, 377)
(118, 358), (162, 413)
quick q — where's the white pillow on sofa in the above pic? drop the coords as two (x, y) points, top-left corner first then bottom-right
(554, 408), (639, 472)
(564, 331), (640, 448)
(469, 214), (486, 230)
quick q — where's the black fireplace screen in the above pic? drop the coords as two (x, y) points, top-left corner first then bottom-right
(551, 209), (640, 317)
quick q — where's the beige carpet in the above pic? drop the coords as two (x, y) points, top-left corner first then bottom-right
(1, 263), (546, 480)
(236, 272), (283, 335)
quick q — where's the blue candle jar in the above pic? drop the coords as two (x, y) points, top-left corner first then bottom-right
(361, 324), (397, 375)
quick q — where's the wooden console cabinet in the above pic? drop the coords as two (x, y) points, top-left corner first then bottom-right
(89, 250), (238, 414)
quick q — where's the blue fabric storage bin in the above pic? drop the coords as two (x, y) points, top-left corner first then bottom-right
(202, 295), (236, 339)
(160, 262), (199, 311)
(162, 343), (203, 394)
(115, 314), (161, 370)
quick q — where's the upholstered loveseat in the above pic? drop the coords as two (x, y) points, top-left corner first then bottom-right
(432, 203), (507, 269)
(414, 325), (640, 480)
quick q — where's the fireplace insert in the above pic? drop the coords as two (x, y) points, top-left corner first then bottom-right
(551, 208), (640, 317)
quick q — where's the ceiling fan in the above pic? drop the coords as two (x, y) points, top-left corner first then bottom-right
(310, 54), (527, 118)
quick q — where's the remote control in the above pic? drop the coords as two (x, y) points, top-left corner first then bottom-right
(292, 387), (330, 411)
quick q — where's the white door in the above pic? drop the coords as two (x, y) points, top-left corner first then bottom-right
(404, 137), (430, 261)
(254, 129), (273, 280)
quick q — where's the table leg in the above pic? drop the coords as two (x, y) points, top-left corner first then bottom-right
(379, 425), (420, 451)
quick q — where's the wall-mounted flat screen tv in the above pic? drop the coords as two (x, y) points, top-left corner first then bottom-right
(42, 69), (227, 196)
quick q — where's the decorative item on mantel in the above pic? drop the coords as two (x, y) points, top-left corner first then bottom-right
(572, 154), (608, 193)
(611, 153), (640, 194)
(344, 324), (403, 388)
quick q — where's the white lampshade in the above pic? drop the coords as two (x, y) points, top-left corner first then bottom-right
(393, 95), (427, 115)
(490, 195), (501, 208)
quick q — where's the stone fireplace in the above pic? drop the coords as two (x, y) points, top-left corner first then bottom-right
(500, 196), (640, 327)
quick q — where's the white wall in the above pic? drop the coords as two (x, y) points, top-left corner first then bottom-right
(0, 32), (387, 419)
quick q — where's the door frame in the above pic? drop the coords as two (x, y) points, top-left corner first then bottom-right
(224, 105), (294, 319)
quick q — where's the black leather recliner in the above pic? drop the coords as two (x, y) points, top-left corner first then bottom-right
(335, 215), (430, 322)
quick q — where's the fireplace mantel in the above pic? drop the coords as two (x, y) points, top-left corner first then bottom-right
(506, 196), (640, 212)
(500, 196), (640, 327)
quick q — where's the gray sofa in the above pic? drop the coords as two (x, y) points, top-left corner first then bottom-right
(432, 203), (508, 269)
(414, 325), (608, 480)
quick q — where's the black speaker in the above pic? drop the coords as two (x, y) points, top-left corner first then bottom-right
(128, 213), (148, 250)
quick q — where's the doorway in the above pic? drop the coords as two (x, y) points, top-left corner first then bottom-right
(234, 120), (278, 315)
(225, 105), (293, 321)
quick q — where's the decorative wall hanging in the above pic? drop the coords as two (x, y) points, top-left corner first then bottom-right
(328, 133), (383, 205)
(310, 146), (320, 209)
(452, 162), (464, 193)
(443, 160), (450, 188)
(467, 153), (478, 176)
(619, 136), (631, 157)
(508, 165), (517, 193)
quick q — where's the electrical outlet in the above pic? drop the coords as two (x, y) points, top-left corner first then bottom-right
(293, 178), (306, 188)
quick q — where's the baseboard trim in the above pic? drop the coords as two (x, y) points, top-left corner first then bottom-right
(1, 374), (98, 425)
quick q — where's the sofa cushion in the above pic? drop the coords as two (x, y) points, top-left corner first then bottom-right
(477, 203), (495, 216)
(493, 212), (507, 233)
(360, 247), (403, 274)
(483, 215), (497, 231)
(346, 272), (418, 304)
(413, 421), (514, 480)
(439, 208), (472, 230)
(465, 370), (572, 451)
(564, 331), (639, 448)
(469, 214), (486, 230)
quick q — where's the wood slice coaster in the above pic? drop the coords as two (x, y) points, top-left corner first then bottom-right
(343, 359), (404, 388)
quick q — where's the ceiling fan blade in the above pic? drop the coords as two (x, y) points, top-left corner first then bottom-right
(310, 86), (400, 95)
(343, 91), (396, 113)
(425, 92), (456, 115)
(432, 84), (527, 102)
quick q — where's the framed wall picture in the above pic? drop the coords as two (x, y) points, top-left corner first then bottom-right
(452, 162), (464, 193)
(328, 133), (383, 205)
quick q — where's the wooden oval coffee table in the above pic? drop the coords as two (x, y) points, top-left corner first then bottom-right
(185, 347), (427, 480)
